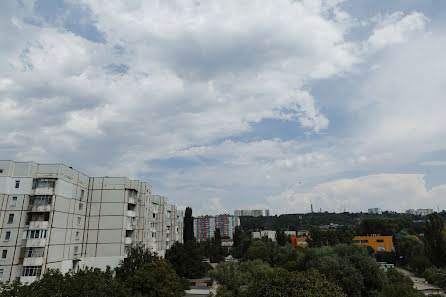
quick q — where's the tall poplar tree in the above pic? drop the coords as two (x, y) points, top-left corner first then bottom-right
(183, 207), (194, 242)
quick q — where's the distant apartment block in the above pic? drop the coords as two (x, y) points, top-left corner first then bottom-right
(193, 214), (236, 241)
(368, 208), (382, 215)
(0, 161), (183, 283)
(234, 209), (270, 217)
(251, 230), (296, 242)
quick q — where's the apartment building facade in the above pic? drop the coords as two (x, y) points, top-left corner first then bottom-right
(193, 214), (236, 241)
(0, 161), (183, 283)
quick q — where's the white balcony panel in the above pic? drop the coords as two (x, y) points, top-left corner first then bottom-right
(125, 237), (132, 245)
(33, 187), (54, 195)
(28, 221), (49, 230)
(26, 238), (47, 247)
(127, 210), (136, 217)
(20, 276), (38, 284)
(28, 205), (51, 212)
(128, 197), (136, 205)
(23, 257), (44, 266)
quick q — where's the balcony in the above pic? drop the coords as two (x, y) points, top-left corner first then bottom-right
(25, 239), (47, 247)
(125, 237), (132, 245)
(23, 257), (44, 266)
(28, 221), (49, 230)
(127, 210), (136, 217)
(128, 197), (136, 205)
(33, 187), (54, 196)
(126, 223), (134, 231)
(27, 204), (51, 212)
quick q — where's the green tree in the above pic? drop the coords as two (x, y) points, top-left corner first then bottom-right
(115, 243), (157, 281)
(183, 207), (194, 242)
(423, 213), (446, 267)
(210, 260), (274, 297)
(126, 259), (182, 297)
(165, 241), (211, 278)
(247, 268), (347, 297)
(231, 226), (251, 259)
(380, 269), (424, 297)
(275, 229), (287, 246)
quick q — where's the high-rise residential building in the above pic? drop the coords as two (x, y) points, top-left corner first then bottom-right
(193, 214), (236, 241)
(0, 161), (183, 283)
(234, 209), (269, 217)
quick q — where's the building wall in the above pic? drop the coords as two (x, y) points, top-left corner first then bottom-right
(353, 236), (393, 252)
(0, 161), (183, 283)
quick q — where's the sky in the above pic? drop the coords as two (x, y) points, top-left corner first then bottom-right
(1, 0), (446, 215)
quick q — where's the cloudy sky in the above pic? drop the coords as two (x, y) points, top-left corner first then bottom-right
(1, 0), (446, 215)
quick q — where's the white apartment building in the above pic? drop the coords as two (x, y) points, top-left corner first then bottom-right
(0, 161), (183, 283)
(368, 208), (382, 215)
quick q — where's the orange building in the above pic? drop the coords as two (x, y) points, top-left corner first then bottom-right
(290, 235), (309, 248)
(353, 235), (393, 252)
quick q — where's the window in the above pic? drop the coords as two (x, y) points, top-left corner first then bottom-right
(0, 169), (3, 174)
(26, 212), (49, 223)
(74, 246), (79, 255)
(153, 213), (156, 219)
(152, 232), (156, 238)
(11, 197), (17, 207)
(75, 231), (80, 240)
(0, 269), (3, 280)
(22, 266), (42, 277)
(2, 250), (7, 259)
(24, 247), (45, 258)
(376, 239), (384, 243)
(23, 229), (48, 239)
(29, 196), (51, 205)
(8, 214), (14, 224)
(15, 180), (20, 188)
(78, 203), (83, 211)
(80, 189), (84, 200)
(5, 231), (11, 241)
(77, 217), (81, 225)
(32, 179), (55, 189)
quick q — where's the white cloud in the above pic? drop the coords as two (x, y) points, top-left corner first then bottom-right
(367, 12), (428, 50)
(268, 174), (446, 214)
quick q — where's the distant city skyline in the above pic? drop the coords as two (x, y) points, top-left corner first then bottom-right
(1, 1), (446, 215)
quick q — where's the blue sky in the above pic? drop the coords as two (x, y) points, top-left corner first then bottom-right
(1, 0), (446, 214)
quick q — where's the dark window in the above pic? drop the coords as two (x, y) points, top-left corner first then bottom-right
(21, 266), (42, 277)
(5, 231), (11, 241)
(80, 189), (84, 200)
(377, 239), (384, 243)
(11, 197), (17, 207)
(7, 214), (14, 224)
(29, 195), (52, 205)
(79, 203), (83, 210)
(15, 180), (20, 188)
(0, 169), (3, 174)
(2, 250), (7, 259)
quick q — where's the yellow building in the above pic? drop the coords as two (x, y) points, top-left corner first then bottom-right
(353, 235), (393, 252)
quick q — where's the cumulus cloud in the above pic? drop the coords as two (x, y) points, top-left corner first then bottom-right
(268, 174), (446, 214)
(367, 12), (428, 50)
(1, 1), (445, 214)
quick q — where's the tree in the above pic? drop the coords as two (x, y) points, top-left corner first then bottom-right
(126, 259), (183, 297)
(380, 269), (424, 297)
(231, 226), (251, 259)
(183, 207), (194, 242)
(423, 213), (446, 267)
(165, 241), (211, 278)
(210, 260), (274, 297)
(115, 243), (157, 281)
(275, 229), (287, 246)
(247, 268), (347, 297)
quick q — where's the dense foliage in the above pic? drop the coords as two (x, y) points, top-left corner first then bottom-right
(165, 240), (211, 278)
(0, 246), (183, 297)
